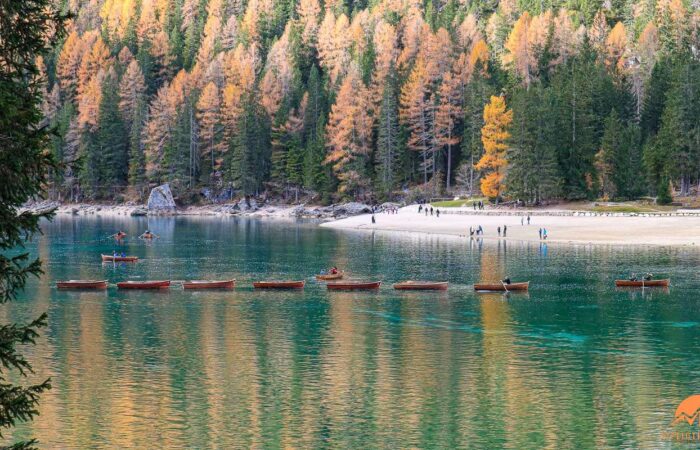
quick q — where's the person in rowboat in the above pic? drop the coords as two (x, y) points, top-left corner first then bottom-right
(330, 267), (339, 275)
(140, 230), (155, 239)
(629, 273), (638, 281)
(644, 273), (653, 281)
(502, 278), (511, 285)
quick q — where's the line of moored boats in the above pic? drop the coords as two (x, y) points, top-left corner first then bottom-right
(55, 255), (670, 292)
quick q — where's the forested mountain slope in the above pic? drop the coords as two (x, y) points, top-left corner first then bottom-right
(42, 0), (700, 203)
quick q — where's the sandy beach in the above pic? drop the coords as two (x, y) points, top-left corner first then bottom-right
(321, 205), (700, 247)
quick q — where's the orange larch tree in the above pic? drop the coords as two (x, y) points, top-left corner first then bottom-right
(476, 95), (512, 199)
(325, 66), (374, 197)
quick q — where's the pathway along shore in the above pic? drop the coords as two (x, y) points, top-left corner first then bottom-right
(320, 205), (700, 247)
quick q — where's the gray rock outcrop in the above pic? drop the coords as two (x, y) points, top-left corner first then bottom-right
(147, 184), (176, 212)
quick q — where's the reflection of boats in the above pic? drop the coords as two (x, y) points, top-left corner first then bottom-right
(117, 280), (170, 289)
(327, 281), (381, 290)
(57, 280), (108, 289)
(253, 280), (305, 289)
(183, 280), (235, 289)
(316, 272), (344, 281)
(102, 254), (138, 262)
(615, 279), (670, 287)
(393, 281), (448, 291)
(474, 282), (529, 292)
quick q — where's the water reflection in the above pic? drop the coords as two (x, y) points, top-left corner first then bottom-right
(4, 216), (700, 447)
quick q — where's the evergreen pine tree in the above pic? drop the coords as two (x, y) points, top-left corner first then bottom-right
(375, 64), (401, 197)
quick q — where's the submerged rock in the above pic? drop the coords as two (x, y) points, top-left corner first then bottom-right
(147, 184), (176, 212)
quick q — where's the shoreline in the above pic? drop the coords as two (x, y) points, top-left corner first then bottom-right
(24, 201), (700, 247)
(320, 205), (700, 248)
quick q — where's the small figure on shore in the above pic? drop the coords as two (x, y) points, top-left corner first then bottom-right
(497, 226), (501, 236)
(527, 215), (531, 225)
(469, 227), (474, 237)
(436, 209), (440, 218)
(538, 228), (542, 239)
(425, 209), (428, 216)
(503, 225), (507, 237)
(473, 202), (477, 211)
(543, 228), (548, 240)
(477, 225), (483, 235)
(371, 214), (376, 224)
(430, 207), (434, 216)
(521, 217), (524, 226)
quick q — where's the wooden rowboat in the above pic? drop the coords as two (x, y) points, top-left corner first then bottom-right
(316, 272), (344, 281)
(474, 282), (529, 292)
(253, 280), (305, 289)
(183, 280), (236, 289)
(615, 279), (670, 287)
(393, 281), (448, 291)
(57, 280), (108, 289)
(102, 254), (138, 262)
(117, 280), (170, 289)
(327, 281), (381, 290)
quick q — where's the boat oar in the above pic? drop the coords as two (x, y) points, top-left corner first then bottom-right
(501, 280), (509, 293)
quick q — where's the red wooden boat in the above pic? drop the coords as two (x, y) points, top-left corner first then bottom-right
(393, 281), (448, 291)
(315, 272), (344, 281)
(57, 280), (108, 289)
(117, 280), (170, 289)
(615, 279), (670, 287)
(102, 254), (139, 262)
(327, 281), (382, 290)
(474, 282), (529, 292)
(183, 280), (236, 289)
(253, 280), (305, 289)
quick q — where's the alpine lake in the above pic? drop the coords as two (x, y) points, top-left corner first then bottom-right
(6, 215), (700, 448)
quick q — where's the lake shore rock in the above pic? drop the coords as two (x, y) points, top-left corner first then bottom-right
(50, 200), (380, 221)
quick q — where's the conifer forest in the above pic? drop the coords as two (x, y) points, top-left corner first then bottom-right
(43, 0), (700, 204)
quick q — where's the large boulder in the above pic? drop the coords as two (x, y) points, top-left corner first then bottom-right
(333, 202), (372, 217)
(147, 184), (176, 212)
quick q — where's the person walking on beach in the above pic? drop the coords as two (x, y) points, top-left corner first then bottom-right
(527, 215), (531, 225)
(543, 228), (547, 240)
(436, 209), (440, 217)
(497, 226), (501, 236)
(425, 209), (428, 216)
(469, 227), (474, 237)
(477, 225), (483, 235)
(473, 202), (477, 210)
(538, 228), (542, 239)
(418, 204), (422, 213)
(521, 217), (524, 226)
(503, 225), (507, 237)
(371, 214), (376, 224)
(430, 207), (434, 216)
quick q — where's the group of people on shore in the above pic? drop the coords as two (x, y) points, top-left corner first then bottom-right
(469, 225), (509, 237)
(473, 201), (485, 210)
(538, 228), (548, 240)
(417, 204), (440, 217)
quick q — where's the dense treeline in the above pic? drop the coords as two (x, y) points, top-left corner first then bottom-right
(41, 0), (700, 204)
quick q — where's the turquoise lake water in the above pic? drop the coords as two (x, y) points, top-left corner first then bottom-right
(6, 216), (700, 448)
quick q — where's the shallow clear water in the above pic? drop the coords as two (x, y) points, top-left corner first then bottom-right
(6, 216), (700, 448)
